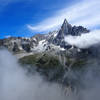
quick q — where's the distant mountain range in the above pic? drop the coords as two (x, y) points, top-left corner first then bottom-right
(0, 19), (90, 53)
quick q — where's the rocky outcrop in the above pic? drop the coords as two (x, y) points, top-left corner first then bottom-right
(0, 39), (3, 46)
(53, 19), (89, 49)
(71, 26), (89, 36)
(57, 19), (72, 37)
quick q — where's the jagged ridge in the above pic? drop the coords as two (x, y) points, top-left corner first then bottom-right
(0, 19), (90, 53)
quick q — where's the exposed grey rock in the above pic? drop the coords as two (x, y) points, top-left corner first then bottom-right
(53, 19), (89, 49)
(71, 26), (89, 36)
(0, 39), (3, 46)
(0, 19), (90, 53)
(12, 42), (21, 52)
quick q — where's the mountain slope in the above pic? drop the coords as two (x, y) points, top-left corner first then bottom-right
(1, 18), (100, 96)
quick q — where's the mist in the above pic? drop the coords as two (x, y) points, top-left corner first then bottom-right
(1, 49), (100, 100)
(65, 30), (100, 48)
(0, 49), (67, 100)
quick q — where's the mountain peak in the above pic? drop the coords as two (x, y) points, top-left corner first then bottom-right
(62, 19), (71, 28)
(61, 19), (72, 35)
(52, 19), (89, 48)
(63, 19), (68, 25)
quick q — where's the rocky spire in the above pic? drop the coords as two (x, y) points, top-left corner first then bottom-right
(52, 19), (72, 47)
(61, 19), (72, 35)
(62, 19), (69, 26)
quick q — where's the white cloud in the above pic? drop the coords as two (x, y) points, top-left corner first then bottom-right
(28, 0), (100, 32)
(0, 49), (67, 100)
(4, 35), (11, 38)
(65, 30), (100, 49)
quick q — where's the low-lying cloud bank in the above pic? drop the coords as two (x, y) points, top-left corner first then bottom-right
(1, 49), (100, 100)
(0, 49), (66, 100)
(65, 30), (100, 49)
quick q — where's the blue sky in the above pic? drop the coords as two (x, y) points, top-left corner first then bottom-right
(0, 0), (100, 39)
